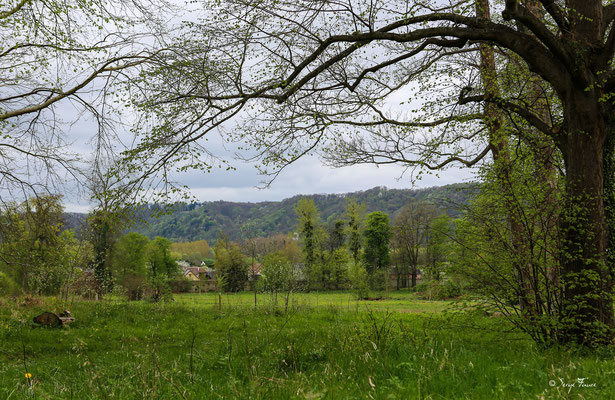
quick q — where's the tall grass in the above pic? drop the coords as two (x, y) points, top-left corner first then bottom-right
(0, 293), (613, 399)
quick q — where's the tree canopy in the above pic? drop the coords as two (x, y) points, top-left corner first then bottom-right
(363, 211), (392, 274)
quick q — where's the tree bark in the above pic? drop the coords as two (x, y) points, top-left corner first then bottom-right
(559, 94), (614, 343)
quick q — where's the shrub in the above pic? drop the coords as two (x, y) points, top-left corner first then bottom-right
(214, 240), (247, 292)
(123, 275), (147, 300)
(71, 270), (99, 299)
(438, 280), (462, 299)
(168, 278), (192, 293)
(261, 252), (296, 294)
(0, 272), (20, 296)
(149, 276), (174, 302)
(348, 262), (369, 300)
(417, 280), (462, 300)
(413, 282), (430, 293)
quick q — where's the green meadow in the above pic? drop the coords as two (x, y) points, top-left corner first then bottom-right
(0, 292), (613, 399)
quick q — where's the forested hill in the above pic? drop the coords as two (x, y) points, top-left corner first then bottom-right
(134, 183), (475, 243)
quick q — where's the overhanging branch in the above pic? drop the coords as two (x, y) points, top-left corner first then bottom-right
(459, 92), (556, 139)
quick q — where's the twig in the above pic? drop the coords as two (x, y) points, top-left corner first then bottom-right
(153, 353), (187, 400)
(20, 324), (31, 388)
(226, 328), (240, 397)
(189, 326), (195, 384)
(242, 320), (253, 380)
(269, 309), (296, 343)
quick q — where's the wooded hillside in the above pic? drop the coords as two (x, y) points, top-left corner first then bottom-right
(134, 183), (474, 242)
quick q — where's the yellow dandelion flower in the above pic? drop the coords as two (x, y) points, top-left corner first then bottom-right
(25, 373), (31, 379)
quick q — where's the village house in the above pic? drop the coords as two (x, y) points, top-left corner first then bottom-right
(176, 265), (218, 293)
(182, 266), (215, 281)
(183, 269), (199, 281)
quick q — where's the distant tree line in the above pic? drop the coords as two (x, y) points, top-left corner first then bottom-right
(0, 192), (458, 302)
(132, 184), (473, 243)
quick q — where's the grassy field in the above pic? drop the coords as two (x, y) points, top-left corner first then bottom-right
(0, 291), (614, 399)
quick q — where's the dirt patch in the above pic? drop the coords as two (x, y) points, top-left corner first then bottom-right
(19, 297), (44, 308)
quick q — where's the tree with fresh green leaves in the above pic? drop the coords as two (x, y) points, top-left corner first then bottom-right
(171, 240), (213, 265)
(147, 236), (177, 302)
(149, 237), (177, 278)
(390, 246), (412, 290)
(0, 195), (85, 295)
(278, 237), (302, 266)
(363, 211), (392, 276)
(394, 202), (438, 288)
(424, 214), (452, 281)
(327, 219), (346, 252)
(326, 248), (351, 290)
(295, 198), (321, 281)
(261, 252), (296, 306)
(310, 247), (351, 290)
(345, 199), (366, 262)
(473, 0), (562, 327)
(112, 232), (150, 300)
(348, 260), (369, 300)
(88, 209), (118, 294)
(450, 144), (564, 346)
(214, 238), (248, 292)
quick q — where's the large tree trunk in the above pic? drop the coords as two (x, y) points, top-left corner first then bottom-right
(560, 99), (614, 344)
(604, 119), (615, 308)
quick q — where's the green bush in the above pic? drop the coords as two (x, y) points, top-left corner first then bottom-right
(149, 276), (174, 302)
(438, 280), (462, 299)
(168, 278), (193, 293)
(0, 272), (20, 296)
(417, 280), (462, 300)
(413, 282), (430, 293)
(122, 275), (147, 300)
(348, 262), (369, 300)
(368, 269), (388, 290)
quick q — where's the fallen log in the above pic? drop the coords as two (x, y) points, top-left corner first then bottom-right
(59, 310), (75, 324)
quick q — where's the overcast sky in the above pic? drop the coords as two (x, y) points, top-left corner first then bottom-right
(55, 74), (477, 213)
(56, 82), (477, 214)
(33, 78), (473, 214)
(50, 1), (479, 213)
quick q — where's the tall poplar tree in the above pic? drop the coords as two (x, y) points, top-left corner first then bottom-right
(345, 199), (365, 262)
(363, 211), (392, 275)
(295, 198), (320, 279)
